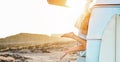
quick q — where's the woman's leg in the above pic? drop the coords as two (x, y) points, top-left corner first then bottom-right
(60, 45), (86, 60)
(61, 32), (86, 48)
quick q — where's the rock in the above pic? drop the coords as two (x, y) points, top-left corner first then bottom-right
(6, 57), (15, 61)
(0, 56), (6, 60)
(0, 53), (31, 62)
(0, 56), (15, 62)
(18, 49), (31, 53)
(40, 49), (50, 53)
(31, 49), (42, 53)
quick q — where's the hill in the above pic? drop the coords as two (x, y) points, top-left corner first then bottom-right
(0, 33), (76, 50)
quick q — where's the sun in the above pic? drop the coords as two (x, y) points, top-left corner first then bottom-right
(41, 0), (88, 35)
(65, 0), (87, 22)
(0, 0), (88, 38)
(66, 0), (86, 10)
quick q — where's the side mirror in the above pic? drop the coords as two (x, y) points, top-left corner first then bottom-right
(47, 0), (67, 7)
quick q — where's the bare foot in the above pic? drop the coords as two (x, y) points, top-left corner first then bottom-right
(61, 32), (75, 38)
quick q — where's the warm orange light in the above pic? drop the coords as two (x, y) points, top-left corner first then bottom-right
(47, 0), (87, 9)
(47, 0), (67, 6)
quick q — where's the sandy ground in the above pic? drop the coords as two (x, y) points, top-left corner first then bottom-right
(0, 48), (86, 62)
(21, 50), (77, 62)
(0, 42), (78, 62)
(0, 33), (85, 62)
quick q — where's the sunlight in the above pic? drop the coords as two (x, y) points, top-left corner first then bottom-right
(66, 0), (86, 9)
(0, 0), (87, 38)
(65, 0), (87, 24)
(45, 0), (87, 35)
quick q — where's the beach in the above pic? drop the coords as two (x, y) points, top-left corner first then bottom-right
(0, 33), (78, 62)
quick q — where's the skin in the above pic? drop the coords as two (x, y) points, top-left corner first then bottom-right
(60, 32), (86, 60)
(60, 0), (93, 60)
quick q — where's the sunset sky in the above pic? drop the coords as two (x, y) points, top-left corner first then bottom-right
(0, 0), (86, 38)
